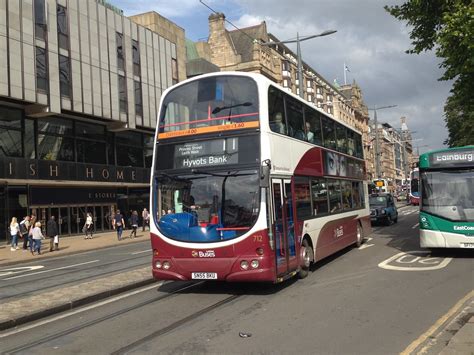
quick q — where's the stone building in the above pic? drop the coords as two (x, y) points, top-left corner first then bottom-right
(0, 0), (185, 240)
(190, 13), (359, 129)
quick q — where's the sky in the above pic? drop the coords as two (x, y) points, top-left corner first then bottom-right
(113, 0), (452, 154)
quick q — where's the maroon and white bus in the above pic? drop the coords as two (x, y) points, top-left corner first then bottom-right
(150, 72), (371, 283)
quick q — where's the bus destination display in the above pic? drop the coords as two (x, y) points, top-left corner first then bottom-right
(429, 148), (473, 168)
(174, 138), (238, 169)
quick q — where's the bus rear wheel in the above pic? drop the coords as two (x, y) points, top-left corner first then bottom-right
(298, 239), (313, 279)
(356, 224), (364, 247)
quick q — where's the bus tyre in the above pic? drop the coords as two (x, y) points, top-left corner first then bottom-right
(356, 224), (364, 247)
(298, 239), (313, 279)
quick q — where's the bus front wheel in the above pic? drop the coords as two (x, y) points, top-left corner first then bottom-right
(298, 239), (313, 279)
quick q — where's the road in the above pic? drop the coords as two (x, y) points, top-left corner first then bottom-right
(1, 205), (472, 354)
(0, 241), (151, 302)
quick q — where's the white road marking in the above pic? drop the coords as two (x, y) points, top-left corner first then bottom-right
(0, 266), (45, 278)
(3, 260), (100, 280)
(412, 223), (419, 229)
(378, 251), (452, 271)
(0, 282), (163, 338)
(359, 237), (374, 250)
(131, 249), (152, 255)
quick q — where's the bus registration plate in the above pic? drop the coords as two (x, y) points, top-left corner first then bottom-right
(461, 242), (474, 248)
(192, 272), (217, 280)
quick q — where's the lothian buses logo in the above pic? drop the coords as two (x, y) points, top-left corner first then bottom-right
(191, 250), (216, 258)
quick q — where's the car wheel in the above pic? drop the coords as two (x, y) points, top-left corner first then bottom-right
(298, 239), (313, 279)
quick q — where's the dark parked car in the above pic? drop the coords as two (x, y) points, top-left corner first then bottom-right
(369, 193), (398, 226)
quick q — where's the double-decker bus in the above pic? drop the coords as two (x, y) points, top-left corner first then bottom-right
(409, 168), (420, 205)
(419, 146), (474, 249)
(150, 72), (371, 282)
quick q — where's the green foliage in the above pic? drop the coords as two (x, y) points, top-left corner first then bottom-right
(385, 0), (474, 147)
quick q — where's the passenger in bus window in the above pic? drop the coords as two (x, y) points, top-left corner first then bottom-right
(304, 121), (315, 143)
(270, 112), (286, 134)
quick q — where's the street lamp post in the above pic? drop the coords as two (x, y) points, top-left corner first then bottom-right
(261, 30), (337, 99)
(370, 105), (397, 179)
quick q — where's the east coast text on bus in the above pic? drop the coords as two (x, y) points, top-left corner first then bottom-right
(419, 146), (474, 249)
(150, 72), (371, 282)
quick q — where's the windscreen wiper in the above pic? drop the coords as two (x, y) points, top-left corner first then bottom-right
(211, 102), (252, 114)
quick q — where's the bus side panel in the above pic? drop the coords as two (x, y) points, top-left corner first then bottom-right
(313, 215), (358, 261)
(150, 229), (277, 282)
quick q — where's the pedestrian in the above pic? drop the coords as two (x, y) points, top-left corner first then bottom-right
(83, 212), (93, 239)
(113, 209), (125, 241)
(20, 215), (30, 250)
(129, 210), (139, 239)
(28, 215), (37, 253)
(142, 208), (150, 231)
(9, 217), (20, 251)
(46, 215), (59, 252)
(31, 221), (45, 255)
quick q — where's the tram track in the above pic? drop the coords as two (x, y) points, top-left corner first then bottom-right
(0, 255), (150, 301)
(2, 281), (243, 354)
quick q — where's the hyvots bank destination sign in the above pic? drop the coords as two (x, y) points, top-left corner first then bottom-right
(174, 138), (239, 169)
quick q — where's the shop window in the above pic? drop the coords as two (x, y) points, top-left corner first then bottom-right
(34, 0), (47, 40)
(116, 145), (144, 167)
(134, 81), (143, 117)
(116, 32), (124, 71)
(77, 140), (106, 164)
(311, 178), (329, 216)
(76, 121), (105, 140)
(38, 117), (73, 136)
(294, 177), (312, 219)
(118, 75), (127, 113)
(59, 55), (71, 97)
(36, 47), (48, 92)
(57, 5), (69, 50)
(37, 135), (74, 161)
(25, 119), (36, 159)
(132, 39), (140, 76)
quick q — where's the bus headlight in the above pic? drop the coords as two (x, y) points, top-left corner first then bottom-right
(250, 260), (259, 269)
(163, 261), (171, 270)
(240, 260), (249, 270)
(155, 261), (162, 269)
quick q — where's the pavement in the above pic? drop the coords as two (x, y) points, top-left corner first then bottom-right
(0, 219), (472, 355)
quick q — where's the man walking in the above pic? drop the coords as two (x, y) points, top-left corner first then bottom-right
(142, 208), (150, 231)
(46, 215), (59, 252)
(19, 215), (30, 250)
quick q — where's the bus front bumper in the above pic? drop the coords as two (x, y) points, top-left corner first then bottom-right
(420, 229), (474, 248)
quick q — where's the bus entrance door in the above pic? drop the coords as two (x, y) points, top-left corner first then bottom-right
(272, 179), (298, 277)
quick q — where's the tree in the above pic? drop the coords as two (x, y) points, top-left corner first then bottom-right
(385, 0), (474, 147)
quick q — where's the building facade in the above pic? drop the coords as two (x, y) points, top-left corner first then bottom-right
(0, 0), (184, 241)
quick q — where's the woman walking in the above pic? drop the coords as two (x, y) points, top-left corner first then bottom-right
(31, 221), (44, 255)
(113, 210), (125, 241)
(129, 211), (139, 239)
(9, 217), (20, 251)
(84, 212), (94, 239)
(27, 215), (37, 253)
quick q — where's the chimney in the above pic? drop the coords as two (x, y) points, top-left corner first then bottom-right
(209, 12), (226, 35)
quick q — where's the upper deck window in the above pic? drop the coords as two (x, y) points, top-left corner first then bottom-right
(159, 76), (259, 135)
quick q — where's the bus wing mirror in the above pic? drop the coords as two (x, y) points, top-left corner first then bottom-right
(260, 161), (271, 188)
